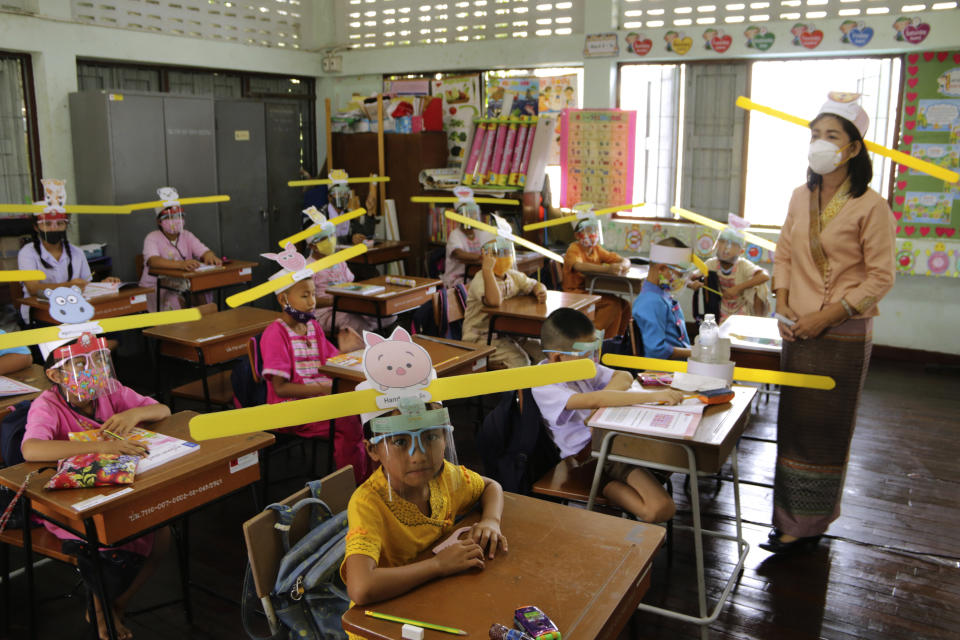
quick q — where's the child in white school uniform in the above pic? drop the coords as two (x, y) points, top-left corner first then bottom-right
(17, 178), (120, 323)
(530, 307), (680, 523)
(138, 187), (222, 312)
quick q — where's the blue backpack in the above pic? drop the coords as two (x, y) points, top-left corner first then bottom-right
(242, 479), (350, 640)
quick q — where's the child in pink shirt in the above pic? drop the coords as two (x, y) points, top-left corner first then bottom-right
(139, 199), (222, 312)
(20, 334), (172, 640)
(260, 273), (369, 484)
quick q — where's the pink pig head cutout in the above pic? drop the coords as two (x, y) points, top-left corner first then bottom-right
(261, 242), (307, 272)
(362, 327), (435, 392)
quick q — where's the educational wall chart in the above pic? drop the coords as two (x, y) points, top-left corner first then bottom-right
(486, 77), (539, 117)
(431, 74), (481, 168)
(538, 74), (579, 165)
(892, 49), (960, 277)
(559, 109), (636, 208)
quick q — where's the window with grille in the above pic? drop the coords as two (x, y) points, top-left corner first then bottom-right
(0, 52), (40, 208)
(618, 0), (957, 30)
(341, 0), (585, 49)
(69, 0), (307, 49)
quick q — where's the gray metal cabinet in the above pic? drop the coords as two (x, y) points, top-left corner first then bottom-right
(69, 91), (220, 282)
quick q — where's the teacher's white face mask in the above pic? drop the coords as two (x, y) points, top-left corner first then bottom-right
(808, 139), (852, 175)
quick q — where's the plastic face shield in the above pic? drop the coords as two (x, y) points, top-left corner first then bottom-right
(456, 202), (482, 222)
(306, 222), (337, 254)
(330, 184), (352, 211)
(714, 229), (745, 265)
(482, 237), (516, 276)
(50, 334), (120, 405)
(543, 329), (604, 363)
(574, 218), (603, 250)
(369, 399), (459, 501)
(158, 206), (185, 234)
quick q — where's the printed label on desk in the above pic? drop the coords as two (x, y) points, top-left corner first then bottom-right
(72, 487), (133, 512)
(586, 304), (595, 315)
(239, 267), (252, 276)
(472, 357), (488, 371)
(230, 452), (258, 474)
(427, 286), (437, 295)
(129, 294), (147, 304)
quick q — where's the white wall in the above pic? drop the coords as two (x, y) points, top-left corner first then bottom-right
(3, 1), (959, 354)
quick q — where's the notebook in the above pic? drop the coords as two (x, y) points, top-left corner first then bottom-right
(68, 427), (200, 473)
(324, 350), (364, 373)
(327, 283), (386, 295)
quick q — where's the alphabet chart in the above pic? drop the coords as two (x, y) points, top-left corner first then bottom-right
(559, 109), (637, 208)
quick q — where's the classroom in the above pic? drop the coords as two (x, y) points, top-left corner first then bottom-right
(0, 1), (958, 639)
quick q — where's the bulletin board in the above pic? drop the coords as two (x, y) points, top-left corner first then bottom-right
(559, 109), (636, 208)
(892, 49), (960, 277)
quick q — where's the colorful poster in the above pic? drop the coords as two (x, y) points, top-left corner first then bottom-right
(559, 109), (636, 209)
(539, 74), (578, 165)
(432, 74), (481, 167)
(486, 77), (539, 117)
(893, 50), (960, 248)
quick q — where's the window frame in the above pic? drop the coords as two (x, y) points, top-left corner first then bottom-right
(0, 50), (43, 201)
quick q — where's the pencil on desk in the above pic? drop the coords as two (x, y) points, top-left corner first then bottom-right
(102, 429), (126, 441)
(364, 610), (467, 636)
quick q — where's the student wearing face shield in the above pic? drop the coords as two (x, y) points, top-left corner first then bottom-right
(631, 238), (696, 360)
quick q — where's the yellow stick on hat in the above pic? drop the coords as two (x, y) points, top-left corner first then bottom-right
(0, 270), (46, 283)
(736, 96), (959, 184)
(225, 243), (368, 308)
(671, 206), (778, 253)
(601, 353), (835, 390)
(125, 195), (231, 211)
(188, 359), (596, 440)
(444, 209), (564, 263)
(289, 176), (391, 187)
(523, 203), (645, 231)
(278, 208), (367, 248)
(411, 195), (521, 206)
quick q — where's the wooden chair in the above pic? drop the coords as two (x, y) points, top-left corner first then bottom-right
(170, 303), (230, 409)
(242, 465), (355, 636)
(135, 253), (144, 281)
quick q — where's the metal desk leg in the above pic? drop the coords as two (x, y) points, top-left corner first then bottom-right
(21, 495), (36, 640)
(197, 347), (211, 411)
(83, 519), (118, 640)
(177, 518), (194, 624)
(486, 316), (496, 346)
(586, 430), (615, 511)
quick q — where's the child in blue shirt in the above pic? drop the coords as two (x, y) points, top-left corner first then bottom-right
(632, 238), (694, 360)
(0, 329), (32, 374)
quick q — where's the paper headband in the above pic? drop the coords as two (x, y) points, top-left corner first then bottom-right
(736, 96), (959, 184)
(649, 244), (693, 266)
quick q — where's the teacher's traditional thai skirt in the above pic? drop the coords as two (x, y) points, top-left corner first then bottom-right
(773, 318), (872, 538)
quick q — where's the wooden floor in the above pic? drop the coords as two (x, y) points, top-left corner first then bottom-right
(1, 359), (958, 640)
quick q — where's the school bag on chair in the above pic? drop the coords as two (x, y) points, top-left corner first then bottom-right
(241, 479), (350, 640)
(691, 271), (721, 322)
(0, 400), (34, 530)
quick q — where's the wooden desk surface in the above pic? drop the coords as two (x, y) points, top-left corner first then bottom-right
(147, 259), (258, 279)
(347, 240), (412, 265)
(327, 275), (440, 301)
(319, 335), (494, 389)
(17, 286), (154, 324)
(719, 315), (781, 371)
(482, 289), (600, 320)
(590, 385), (757, 474)
(0, 411), (274, 545)
(586, 265), (649, 288)
(142, 306), (279, 347)
(341, 492), (664, 640)
(329, 275), (441, 318)
(0, 364), (52, 411)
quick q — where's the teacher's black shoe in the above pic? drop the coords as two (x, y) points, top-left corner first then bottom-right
(767, 527), (783, 540)
(759, 534), (822, 554)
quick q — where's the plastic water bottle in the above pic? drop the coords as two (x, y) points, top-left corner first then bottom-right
(699, 313), (719, 362)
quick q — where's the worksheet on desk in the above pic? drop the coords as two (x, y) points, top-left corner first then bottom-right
(0, 376), (40, 397)
(588, 400), (704, 439)
(125, 428), (200, 473)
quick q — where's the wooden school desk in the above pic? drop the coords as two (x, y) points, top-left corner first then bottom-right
(341, 492), (665, 640)
(586, 385), (757, 640)
(17, 286), (154, 325)
(346, 240), (412, 267)
(0, 411), (275, 640)
(719, 314), (782, 371)
(0, 364), (52, 412)
(147, 259), (258, 308)
(482, 289), (600, 345)
(318, 334), (495, 393)
(464, 250), (546, 279)
(143, 307), (279, 408)
(328, 275), (441, 332)
(585, 264), (649, 298)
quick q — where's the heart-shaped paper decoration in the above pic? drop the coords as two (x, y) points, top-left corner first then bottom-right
(849, 26), (873, 47)
(895, 195), (905, 205)
(919, 226), (930, 237)
(711, 34), (733, 53)
(897, 181), (907, 191)
(946, 228), (956, 237)
(908, 53), (919, 63)
(672, 37), (693, 55)
(906, 106), (916, 116)
(799, 29), (823, 49)
(905, 121), (916, 130)
(902, 135), (913, 145)
(904, 226), (915, 236)
(907, 92), (918, 102)
(752, 32), (775, 51)
(904, 22), (930, 45)
(923, 52), (935, 62)
(896, 226), (901, 234)
(908, 65), (919, 76)
(954, 53), (960, 64)
(894, 211), (903, 220)
(936, 227), (947, 237)
(907, 78), (919, 88)
(632, 39), (652, 56)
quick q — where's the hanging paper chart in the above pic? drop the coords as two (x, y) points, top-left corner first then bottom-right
(559, 109), (637, 208)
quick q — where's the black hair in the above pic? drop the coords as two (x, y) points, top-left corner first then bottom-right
(656, 237), (688, 249)
(31, 223), (74, 280)
(541, 307), (596, 351)
(807, 113), (872, 199)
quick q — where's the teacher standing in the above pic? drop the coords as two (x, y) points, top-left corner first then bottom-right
(760, 93), (896, 554)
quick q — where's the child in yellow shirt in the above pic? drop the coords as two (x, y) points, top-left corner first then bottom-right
(340, 400), (506, 607)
